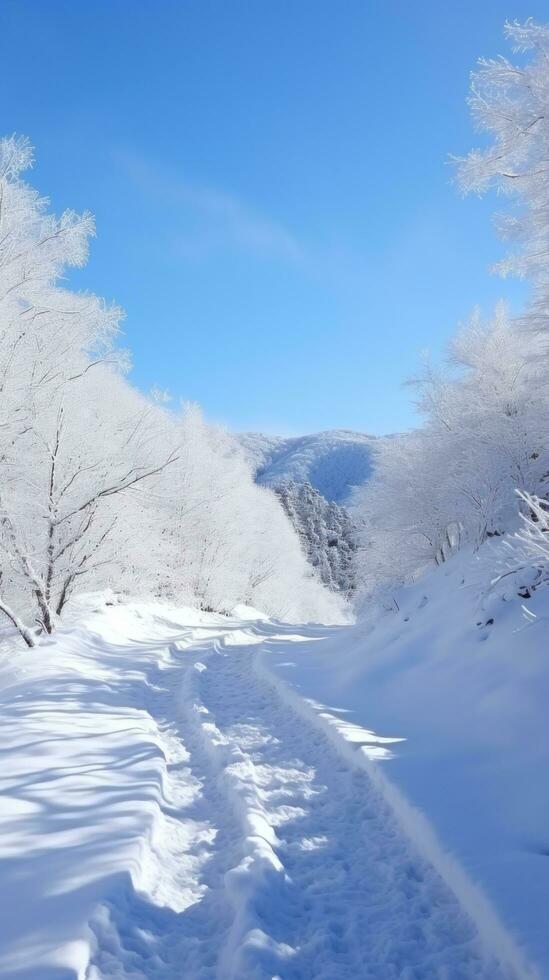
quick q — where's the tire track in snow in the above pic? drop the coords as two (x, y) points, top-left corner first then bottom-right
(192, 641), (521, 980)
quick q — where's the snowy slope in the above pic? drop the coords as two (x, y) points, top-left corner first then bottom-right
(262, 550), (549, 978)
(238, 430), (375, 503)
(0, 596), (536, 980)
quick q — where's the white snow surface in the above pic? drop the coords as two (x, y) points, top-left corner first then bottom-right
(0, 593), (540, 979)
(264, 551), (549, 979)
(238, 430), (375, 503)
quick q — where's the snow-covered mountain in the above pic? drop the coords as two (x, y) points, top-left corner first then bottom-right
(239, 429), (376, 503)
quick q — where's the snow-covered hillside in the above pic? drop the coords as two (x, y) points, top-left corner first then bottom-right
(0, 595), (540, 980)
(239, 430), (376, 503)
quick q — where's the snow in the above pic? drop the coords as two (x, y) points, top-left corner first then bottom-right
(262, 549), (549, 978)
(0, 593), (539, 979)
(239, 430), (375, 503)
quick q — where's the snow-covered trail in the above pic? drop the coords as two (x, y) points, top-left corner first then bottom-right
(165, 632), (517, 980)
(88, 620), (524, 979)
(0, 604), (535, 980)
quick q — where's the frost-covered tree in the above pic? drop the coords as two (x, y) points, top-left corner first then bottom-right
(0, 139), (179, 639)
(351, 20), (549, 602)
(153, 413), (346, 622)
(353, 20), (549, 599)
(455, 20), (549, 331)
(276, 482), (358, 596)
(0, 136), (344, 642)
(0, 139), (112, 638)
(354, 305), (549, 596)
(14, 376), (178, 635)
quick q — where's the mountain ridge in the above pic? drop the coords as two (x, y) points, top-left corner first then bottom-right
(238, 429), (376, 503)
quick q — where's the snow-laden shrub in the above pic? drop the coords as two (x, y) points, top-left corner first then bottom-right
(487, 491), (549, 603)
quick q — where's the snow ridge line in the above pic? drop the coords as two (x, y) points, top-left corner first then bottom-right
(178, 645), (296, 979)
(254, 644), (539, 980)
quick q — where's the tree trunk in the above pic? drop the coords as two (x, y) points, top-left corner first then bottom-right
(0, 599), (35, 648)
(55, 577), (72, 617)
(35, 589), (55, 634)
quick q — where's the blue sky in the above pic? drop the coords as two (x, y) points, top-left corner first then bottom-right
(0, 1), (545, 435)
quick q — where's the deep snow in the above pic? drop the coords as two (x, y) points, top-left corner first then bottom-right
(263, 551), (549, 978)
(0, 596), (540, 979)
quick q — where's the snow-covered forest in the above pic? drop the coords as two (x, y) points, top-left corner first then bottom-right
(276, 481), (358, 595)
(354, 21), (549, 607)
(1, 14), (549, 980)
(0, 135), (344, 641)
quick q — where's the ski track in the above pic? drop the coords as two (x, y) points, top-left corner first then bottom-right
(88, 624), (519, 980)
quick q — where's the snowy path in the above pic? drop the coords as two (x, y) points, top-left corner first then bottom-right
(0, 605), (533, 979)
(89, 622), (524, 978)
(167, 635), (516, 980)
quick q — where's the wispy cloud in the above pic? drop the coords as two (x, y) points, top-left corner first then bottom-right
(115, 149), (304, 264)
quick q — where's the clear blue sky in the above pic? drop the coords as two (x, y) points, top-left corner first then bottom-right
(0, 1), (545, 435)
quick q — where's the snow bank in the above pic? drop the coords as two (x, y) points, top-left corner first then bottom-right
(0, 597), (224, 979)
(260, 548), (549, 977)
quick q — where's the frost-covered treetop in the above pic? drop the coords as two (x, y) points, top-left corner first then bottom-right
(455, 20), (549, 329)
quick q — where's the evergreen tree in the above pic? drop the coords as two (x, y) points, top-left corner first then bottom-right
(276, 482), (358, 596)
